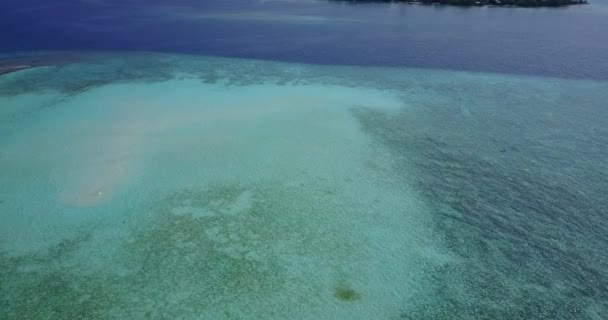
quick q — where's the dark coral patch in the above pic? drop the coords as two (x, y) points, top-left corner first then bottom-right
(334, 286), (361, 302)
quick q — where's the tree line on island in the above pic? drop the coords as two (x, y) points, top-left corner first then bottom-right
(329, 0), (587, 7)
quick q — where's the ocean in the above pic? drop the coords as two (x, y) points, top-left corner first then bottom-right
(1, 1), (607, 319)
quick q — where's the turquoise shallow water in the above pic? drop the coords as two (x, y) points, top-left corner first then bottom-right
(1, 54), (607, 319)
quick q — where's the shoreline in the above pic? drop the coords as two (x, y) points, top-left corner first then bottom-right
(0, 65), (34, 76)
(0, 54), (86, 76)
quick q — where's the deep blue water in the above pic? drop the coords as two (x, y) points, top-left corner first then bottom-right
(1, 0), (608, 80)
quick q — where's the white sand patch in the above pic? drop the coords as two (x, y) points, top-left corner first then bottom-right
(43, 80), (403, 209)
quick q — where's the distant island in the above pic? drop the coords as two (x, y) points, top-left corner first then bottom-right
(330, 0), (587, 7)
(0, 54), (84, 76)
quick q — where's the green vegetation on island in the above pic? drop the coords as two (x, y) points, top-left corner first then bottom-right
(330, 0), (587, 7)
